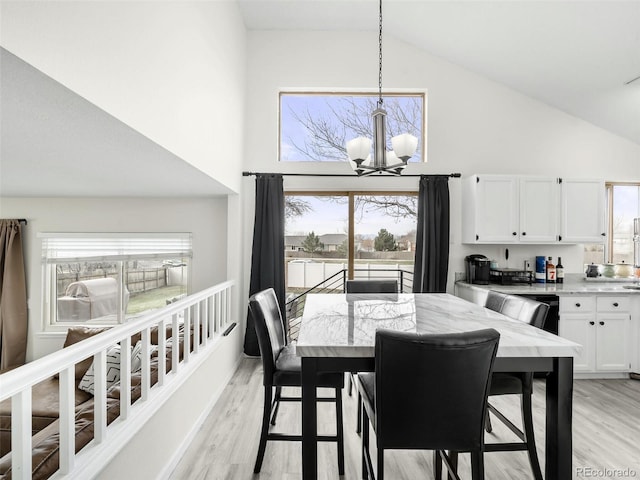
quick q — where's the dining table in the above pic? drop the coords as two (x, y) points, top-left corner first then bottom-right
(295, 292), (582, 480)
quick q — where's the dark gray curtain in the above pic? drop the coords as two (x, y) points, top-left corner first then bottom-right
(0, 220), (28, 370)
(413, 176), (450, 293)
(244, 174), (286, 357)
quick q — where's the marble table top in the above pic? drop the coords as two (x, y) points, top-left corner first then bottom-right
(296, 293), (581, 359)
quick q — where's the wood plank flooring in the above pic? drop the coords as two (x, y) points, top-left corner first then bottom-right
(169, 358), (640, 480)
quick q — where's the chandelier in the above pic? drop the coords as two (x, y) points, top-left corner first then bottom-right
(346, 0), (418, 176)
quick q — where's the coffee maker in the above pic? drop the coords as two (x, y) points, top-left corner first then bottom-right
(465, 254), (491, 285)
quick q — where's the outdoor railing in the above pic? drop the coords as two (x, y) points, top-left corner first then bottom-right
(0, 280), (234, 479)
(285, 268), (413, 340)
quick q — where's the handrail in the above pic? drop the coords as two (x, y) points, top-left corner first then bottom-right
(285, 268), (414, 307)
(0, 280), (235, 480)
(0, 280), (234, 399)
(285, 268), (413, 340)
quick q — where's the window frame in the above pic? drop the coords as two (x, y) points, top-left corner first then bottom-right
(605, 182), (640, 264)
(285, 191), (418, 279)
(278, 90), (428, 164)
(40, 232), (192, 332)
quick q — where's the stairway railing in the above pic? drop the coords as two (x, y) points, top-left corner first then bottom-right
(285, 268), (413, 340)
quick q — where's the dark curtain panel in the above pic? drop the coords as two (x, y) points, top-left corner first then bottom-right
(0, 220), (28, 370)
(244, 174), (286, 357)
(413, 176), (451, 293)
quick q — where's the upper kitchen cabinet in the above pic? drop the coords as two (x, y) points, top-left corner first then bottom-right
(462, 175), (604, 244)
(519, 177), (559, 242)
(462, 175), (519, 243)
(560, 179), (606, 243)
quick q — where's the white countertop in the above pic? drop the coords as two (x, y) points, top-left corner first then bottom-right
(296, 293), (581, 359)
(457, 274), (640, 295)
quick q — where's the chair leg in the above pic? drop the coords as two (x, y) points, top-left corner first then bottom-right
(347, 372), (353, 396)
(356, 391), (362, 435)
(522, 393), (543, 480)
(254, 385), (272, 473)
(470, 451), (485, 480)
(434, 450), (442, 480)
(270, 386), (282, 425)
(377, 448), (384, 480)
(335, 388), (345, 475)
(448, 451), (458, 480)
(485, 408), (493, 433)
(362, 408), (370, 480)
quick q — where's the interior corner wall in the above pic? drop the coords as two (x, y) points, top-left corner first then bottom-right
(243, 30), (640, 293)
(0, 1), (246, 194)
(0, 197), (228, 361)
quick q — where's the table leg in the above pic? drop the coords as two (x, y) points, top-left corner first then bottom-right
(546, 357), (573, 480)
(302, 357), (318, 480)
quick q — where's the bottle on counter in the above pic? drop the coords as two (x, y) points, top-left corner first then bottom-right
(535, 256), (546, 283)
(556, 257), (564, 284)
(546, 256), (556, 283)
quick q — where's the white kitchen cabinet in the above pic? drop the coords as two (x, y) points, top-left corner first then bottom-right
(519, 177), (559, 243)
(559, 296), (631, 375)
(462, 174), (605, 245)
(560, 179), (605, 243)
(462, 175), (519, 243)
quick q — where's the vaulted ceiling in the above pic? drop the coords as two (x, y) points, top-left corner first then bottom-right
(239, 0), (640, 146)
(1, 1), (638, 198)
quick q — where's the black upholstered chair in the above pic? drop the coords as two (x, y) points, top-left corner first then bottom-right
(357, 328), (500, 480)
(248, 288), (345, 474)
(345, 279), (398, 294)
(344, 279), (399, 433)
(481, 291), (549, 480)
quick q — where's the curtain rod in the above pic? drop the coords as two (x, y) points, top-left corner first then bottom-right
(242, 171), (461, 178)
(18, 219), (27, 225)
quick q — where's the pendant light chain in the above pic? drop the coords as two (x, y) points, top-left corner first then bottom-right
(378, 0), (383, 108)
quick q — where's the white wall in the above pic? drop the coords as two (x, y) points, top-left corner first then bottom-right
(0, 197), (228, 361)
(0, 1), (246, 194)
(243, 30), (640, 292)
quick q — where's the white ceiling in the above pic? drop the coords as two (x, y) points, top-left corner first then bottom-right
(1, 1), (637, 200)
(238, 0), (640, 146)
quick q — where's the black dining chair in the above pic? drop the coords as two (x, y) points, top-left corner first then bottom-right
(356, 328), (500, 480)
(248, 288), (345, 474)
(481, 291), (549, 480)
(345, 279), (398, 294)
(344, 279), (399, 434)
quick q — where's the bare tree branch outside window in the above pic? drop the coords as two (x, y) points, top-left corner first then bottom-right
(280, 94), (423, 163)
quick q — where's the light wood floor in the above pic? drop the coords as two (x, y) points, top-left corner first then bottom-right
(169, 358), (640, 480)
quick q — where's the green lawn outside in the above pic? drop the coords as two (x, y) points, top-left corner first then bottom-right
(127, 285), (186, 315)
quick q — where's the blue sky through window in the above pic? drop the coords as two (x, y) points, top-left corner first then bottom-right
(280, 93), (424, 163)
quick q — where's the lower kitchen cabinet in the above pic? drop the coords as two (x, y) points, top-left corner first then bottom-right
(559, 296), (631, 375)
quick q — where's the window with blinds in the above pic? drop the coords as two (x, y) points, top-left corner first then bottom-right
(40, 233), (192, 329)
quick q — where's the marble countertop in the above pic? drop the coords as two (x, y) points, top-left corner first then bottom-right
(296, 293), (581, 359)
(457, 274), (640, 295)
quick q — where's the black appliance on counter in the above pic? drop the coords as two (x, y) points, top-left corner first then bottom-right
(489, 268), (533, 285)
(465, 254), (491, 285)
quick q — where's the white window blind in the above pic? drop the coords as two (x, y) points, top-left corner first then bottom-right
(40, 233), (192, 263)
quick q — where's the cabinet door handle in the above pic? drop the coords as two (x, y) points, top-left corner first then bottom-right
(522, 232), (527, 236)
(599, 321), (605, 326)
(575, 303), (581, 308)
(512, 232), (517, 236)
(589, 321), (595, 325)
(613, 302), (619, 307)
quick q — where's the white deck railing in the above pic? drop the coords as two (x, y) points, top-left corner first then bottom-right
(0, 280), (235, 480)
